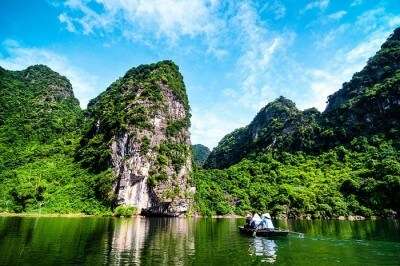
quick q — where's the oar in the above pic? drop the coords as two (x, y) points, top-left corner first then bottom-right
(287, 230), (304, 237)
(277, 227), (304, 237)
(252, 225), (259, 237)
(289, 231), (303, 235)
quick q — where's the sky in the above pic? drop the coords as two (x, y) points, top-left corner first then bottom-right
(1, 0), (400, 148)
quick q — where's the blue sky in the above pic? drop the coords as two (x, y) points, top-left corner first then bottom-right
(1, 0), (400, 148)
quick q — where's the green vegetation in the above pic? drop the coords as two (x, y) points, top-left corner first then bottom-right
(148, 171), (169, 187)
(0, 61), (191, 215)
(1, 28), (400, 219)
(206, 29), (400, 170)
(194, 135), (400, 217)
(166, 118), (190, 137)
(205, 97), (321, 168)
(113, 205), (137, 217)
(192, 144), (211, 167)
(158, 141), (190, 172)
(77, 60), (189, 174)
(0, 65), (112, 215)
(200, 27), (400, 218)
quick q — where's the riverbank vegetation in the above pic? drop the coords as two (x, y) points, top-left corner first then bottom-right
(194, 135), (400, 218)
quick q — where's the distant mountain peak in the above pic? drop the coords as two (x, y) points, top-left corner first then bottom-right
(206, 27), (400, 169)
(387, 26), (400, 41)
(326, 27), (400, 112)
(192, 144), (211, 167)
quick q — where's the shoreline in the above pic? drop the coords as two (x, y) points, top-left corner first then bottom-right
(0, 212), (95, 218)
(0, 212), (395, 220)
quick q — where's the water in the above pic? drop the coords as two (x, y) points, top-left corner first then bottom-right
(0, 217), (399, 265)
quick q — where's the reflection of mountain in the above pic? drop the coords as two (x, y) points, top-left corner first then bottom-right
(108, 217), (195, 265)
(139, 218), (195, 264)
(250, 237), (278, 263)
(108, 217), (150, 264)
(0, 217), (112, 265)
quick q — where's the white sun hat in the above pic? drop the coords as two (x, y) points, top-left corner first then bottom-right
(262, 213), (271, 219)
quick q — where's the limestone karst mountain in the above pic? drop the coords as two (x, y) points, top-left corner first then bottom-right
(0, 61), (194, 216)
(76, 61), (194, 216)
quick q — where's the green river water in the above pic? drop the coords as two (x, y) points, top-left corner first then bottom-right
(0, 217), (399, 265)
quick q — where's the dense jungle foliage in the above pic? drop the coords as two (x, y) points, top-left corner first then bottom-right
(200, 27), (400, 217)
(205, 27), (400, 169)
(0, 65), (112, 214)
(194, 136), (400, 217)
(76, 60), (190, 174)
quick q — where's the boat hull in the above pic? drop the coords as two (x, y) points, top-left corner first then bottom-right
(239, 226), (289, 237)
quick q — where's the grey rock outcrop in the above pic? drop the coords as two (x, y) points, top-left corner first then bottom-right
(77, 61), (194, 216)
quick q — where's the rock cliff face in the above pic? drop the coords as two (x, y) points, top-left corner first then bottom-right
(77, 61), (193, 216)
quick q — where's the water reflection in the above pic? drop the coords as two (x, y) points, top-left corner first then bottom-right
(108, 217), (149, 264)
(0, 217), (399, 265)
(107, 217), (195, 265)
(249, 237), (278, 263)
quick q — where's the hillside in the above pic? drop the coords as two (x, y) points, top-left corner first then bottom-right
(204, 97), (321, 169)
(192, 144), (211, 167)
(323, 27), (400, 142)
(0, 65), (110, 214)
(205, 27), (400, 169)
(197, 27), (400, 218)
(0, 61), (194, 216)
(0, 28), (399, 218)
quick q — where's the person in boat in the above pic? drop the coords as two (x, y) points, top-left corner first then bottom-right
(244, 214), (252, 229)
(260, 213), (274, 230)
(250, 213), (262, 229)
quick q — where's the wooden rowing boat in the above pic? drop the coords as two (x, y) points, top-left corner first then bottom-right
(239, 226), (289, 237)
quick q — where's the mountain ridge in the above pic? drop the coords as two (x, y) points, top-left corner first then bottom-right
(205, 27), (400, 169)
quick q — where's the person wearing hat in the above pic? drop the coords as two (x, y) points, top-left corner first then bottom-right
(260, 213), (274, 230)
(244, 214), (252, 229)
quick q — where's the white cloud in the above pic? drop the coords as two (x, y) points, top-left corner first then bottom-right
(350, 0), (363, 7)
(50, 0), (400, 147)
(0, 40), (99, 108)
(318, 24), (350, 48)
(316, 7), (400, 50)
(229, 2), (289, 110)
(302, 0), (330, 13)
(188, 2), (293, 146)
(306, 6), (400, 111)
(58, 0), (226, 54)
(307, 30), (390, 111)
(260, 0), (286, 20)
(190, 109), (246, 148)
(355, 8), (386, 33)
(328, 10), (347, 20)
(58, 13), (76, 32)
(389, 16), (400, 28)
